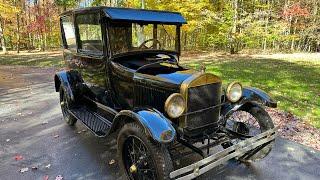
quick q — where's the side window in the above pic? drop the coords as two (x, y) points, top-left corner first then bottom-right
(76, 13), (103, 54)
(61, 16), (76, 50)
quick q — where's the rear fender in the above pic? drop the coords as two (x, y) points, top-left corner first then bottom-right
(110, 108), (176, 143)
(54, 70), (84, 101)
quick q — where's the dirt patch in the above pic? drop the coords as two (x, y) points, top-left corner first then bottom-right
(0, 66), (57, 94)
(0, 66), (29, 93)
(267, 108), (320, 151)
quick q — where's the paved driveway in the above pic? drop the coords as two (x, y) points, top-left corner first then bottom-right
(0, 66), (319, 180)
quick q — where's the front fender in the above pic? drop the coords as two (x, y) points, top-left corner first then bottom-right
(110, 108), (176, 143)
(242, 87), (277, 108)
(221, 87), (276, 117)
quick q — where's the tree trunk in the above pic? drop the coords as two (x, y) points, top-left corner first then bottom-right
(313, 0), (318, 52)
(0, 17), (7, 54)
(263, 0), (271, 51)
(184, 32), (187, 50)
(40, 33), (45, 51)
(230, 0), (238, 54)
(136, 0), (145, 45)
(16, 13), (20, 53)
(291, 18), (298, 51)
(27, 3), (32, 51)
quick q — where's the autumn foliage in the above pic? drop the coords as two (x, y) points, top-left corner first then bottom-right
(0, 0), (319, 53)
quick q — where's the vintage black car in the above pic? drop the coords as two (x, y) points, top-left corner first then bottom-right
(55, 6), (277, 180)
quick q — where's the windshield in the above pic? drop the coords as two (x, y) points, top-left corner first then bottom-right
(108, 22), (178, 55)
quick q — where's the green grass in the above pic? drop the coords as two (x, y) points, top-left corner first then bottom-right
(0, 51), (64, 68)
(181, 53), (320, 128)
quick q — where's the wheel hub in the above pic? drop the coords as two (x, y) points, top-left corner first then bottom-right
(129, 164), (137, 173)
(233, 121), (250, 135)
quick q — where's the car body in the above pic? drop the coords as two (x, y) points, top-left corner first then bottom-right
(55, 6), (277, 180)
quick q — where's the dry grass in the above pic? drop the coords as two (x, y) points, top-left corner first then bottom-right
(0, 50), (64, 68)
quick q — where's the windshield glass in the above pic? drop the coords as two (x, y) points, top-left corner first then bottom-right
(108, 22), (178, 55)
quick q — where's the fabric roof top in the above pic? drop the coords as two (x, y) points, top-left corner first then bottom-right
(104, 8), (187, 24)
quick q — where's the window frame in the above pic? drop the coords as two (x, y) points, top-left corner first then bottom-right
(60, 14), (77, 51)
(107, 22), (181, 57)
(74, 11), (104, 56)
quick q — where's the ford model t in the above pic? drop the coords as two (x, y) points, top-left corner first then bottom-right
(55, 7), (277, 179)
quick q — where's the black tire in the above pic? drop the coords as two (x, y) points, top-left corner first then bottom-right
(224, 104), (274, 162)
(59, 86), (77, 126)
(117, 122), (173, 180)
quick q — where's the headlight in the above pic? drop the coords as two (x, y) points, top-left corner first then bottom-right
(164, 93), (185, 118)
(226, 82), (243, 102)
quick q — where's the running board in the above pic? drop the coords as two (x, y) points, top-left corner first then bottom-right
(170, 128), (277, 179)
(68, 107), (112, 137)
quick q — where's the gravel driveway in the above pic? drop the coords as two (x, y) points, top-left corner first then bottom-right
(0, 66), (319, 180)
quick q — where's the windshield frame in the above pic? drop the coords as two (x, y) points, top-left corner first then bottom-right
(106, 21), (181, 58)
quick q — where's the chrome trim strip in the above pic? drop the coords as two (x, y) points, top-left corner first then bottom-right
(170, 128), (277, 179)
(182, 103), (227, 116)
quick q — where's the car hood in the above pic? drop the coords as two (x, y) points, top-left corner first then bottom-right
(134, 69), (196, 89)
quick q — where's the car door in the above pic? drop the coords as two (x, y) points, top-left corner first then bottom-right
(72, 11), (107, 103)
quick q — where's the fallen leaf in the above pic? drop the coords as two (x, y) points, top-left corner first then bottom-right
(6, 139), (10, 142)
(19, 167), (28, 173)
(14, 155), (23, 161)
(55, 175), (63, 180)
(109, 159), (115, 165)
(43, 175), (49, 180)
(45, 164), (51, 169)
(82, 130), (86, 132)
(42, 121), (48, 125)
(31, 166), (38, 170)
(53, 135), (59, 138)
(77, 131), (82, 134)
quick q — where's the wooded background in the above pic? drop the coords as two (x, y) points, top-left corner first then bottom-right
(0, 0), (319, 54)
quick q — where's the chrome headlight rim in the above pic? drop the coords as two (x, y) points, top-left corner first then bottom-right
(164, 93), (186, 119)
(226, 82), (243, 103)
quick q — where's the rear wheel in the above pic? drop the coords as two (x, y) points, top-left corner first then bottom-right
(117, 122), (173, 180)
(59, 86), (77, 126)
(223, 104), (274, 162)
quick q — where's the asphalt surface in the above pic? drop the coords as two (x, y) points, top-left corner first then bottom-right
(0, 66), (320, 180)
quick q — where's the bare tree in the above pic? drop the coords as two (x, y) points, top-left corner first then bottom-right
(0, 17), (7, 54)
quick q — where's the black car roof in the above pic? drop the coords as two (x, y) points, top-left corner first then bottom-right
(60, 6), (187, 25)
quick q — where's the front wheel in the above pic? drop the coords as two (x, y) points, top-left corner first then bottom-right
(59, 86), (77, 126)
(117, 122), (173, 180)
(223, 104), (275, 162)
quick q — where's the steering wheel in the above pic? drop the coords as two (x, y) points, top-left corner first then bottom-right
(139, 39), (162, 49)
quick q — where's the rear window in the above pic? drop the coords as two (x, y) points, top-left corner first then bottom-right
(61, 16), (76, 50)
(76, 13), (103, 54)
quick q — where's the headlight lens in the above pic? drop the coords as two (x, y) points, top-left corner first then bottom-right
(226, 82), (243, 102)
(165, 93), (185, 118)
